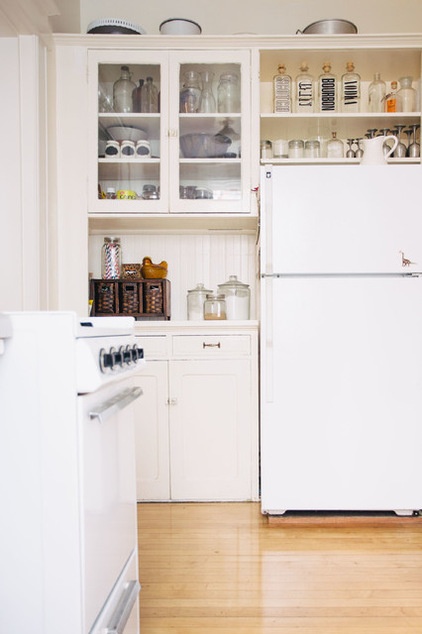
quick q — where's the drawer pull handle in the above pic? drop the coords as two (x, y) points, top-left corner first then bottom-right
(203, 342), (221, 348)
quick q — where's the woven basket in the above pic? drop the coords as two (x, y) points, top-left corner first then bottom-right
(95, 281), (116, 313)
(144, 282), (163, 314)
(120, 282), (139, 313)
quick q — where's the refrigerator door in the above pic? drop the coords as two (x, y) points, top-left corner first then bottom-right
(261, 164), (422, 275)
(260, 274), (422, 514)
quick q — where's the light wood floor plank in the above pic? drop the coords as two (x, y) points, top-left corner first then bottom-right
(137, 502), (422, 632)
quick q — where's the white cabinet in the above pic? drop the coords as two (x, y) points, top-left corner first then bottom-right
(88, 48), (253, 216)
(133, 326), (259, 501)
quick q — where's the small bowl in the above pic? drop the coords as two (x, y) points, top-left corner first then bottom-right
(107, 125), (147, 143)
(159, 18), (202, 35)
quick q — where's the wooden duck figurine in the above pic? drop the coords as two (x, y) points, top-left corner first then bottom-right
(141, 257), (168, 279)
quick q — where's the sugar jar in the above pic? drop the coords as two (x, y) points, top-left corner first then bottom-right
(217, 275), (250, 320)
(187, 283), (213, 320)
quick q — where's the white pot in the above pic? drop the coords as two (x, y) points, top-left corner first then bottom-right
(159, 18), (202, 35)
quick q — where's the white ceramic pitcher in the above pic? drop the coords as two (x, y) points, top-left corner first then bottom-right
(360, 135), (398, 165)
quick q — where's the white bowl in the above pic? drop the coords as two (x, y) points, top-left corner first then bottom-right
(159, 18), (202, 35)
(107, 126), (147, 142)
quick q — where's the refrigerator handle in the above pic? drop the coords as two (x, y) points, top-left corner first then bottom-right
(263, 276), (274, 403)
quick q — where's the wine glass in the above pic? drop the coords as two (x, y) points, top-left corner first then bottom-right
(408, 124), (420, 158)
(404, 129), (413, 156)
(394, 124), (407, 158)
(346, 139), (355, 158)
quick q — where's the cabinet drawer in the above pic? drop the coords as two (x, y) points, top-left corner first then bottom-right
(135, 335), (168, 359)
(172, 335), (251, 357)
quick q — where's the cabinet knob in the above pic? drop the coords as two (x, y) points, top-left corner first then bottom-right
(167, 397), (178, 406)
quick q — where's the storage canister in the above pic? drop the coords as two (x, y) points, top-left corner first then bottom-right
(217, 275), (250, 320)
(187, 283), (213, 320)
(101, 236), (122, 279)
(204, 294), (227, 320)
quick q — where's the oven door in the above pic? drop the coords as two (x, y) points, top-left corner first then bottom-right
(78, 375), (142, 633)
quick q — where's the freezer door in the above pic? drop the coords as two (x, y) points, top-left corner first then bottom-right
(261, 164), (422, 274)
(260, 275), (422, 514)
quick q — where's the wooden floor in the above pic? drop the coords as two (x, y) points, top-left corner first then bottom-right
(137, 502), (422, 633)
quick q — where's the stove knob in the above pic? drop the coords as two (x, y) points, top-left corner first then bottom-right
(99, 347), (113, 372)
(132, 343), (141, 363)
(123, 344), (133, 365)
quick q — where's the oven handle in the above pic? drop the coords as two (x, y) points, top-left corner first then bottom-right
(105, 579), (141, 634)
(89, 386), (143, 424)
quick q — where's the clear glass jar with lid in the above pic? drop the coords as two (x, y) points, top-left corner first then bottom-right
(101, 236), (122, 279)
(187, 283), (213, 320)
(203, 294), (227, 320)
(180, 70), (202, 113)
(217, 275), (250, 320)
(217, 73), (240, 113)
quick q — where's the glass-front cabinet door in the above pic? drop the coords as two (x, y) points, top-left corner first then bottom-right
(88, 50), (169, 214)
(88, 48), (251, 216)
(169, 49), (251, 213)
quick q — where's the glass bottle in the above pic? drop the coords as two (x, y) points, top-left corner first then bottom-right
(327, 132), (344, 158)
(141, 76), (159, 113)
(217, 72), (240, 113)
(341, 62), (360, 112)
(179, 70), (201, 113)
(273, 64), (292, 113)
(101, 237), (122, 279)
(198, 71), (216, 113)
(203, 293), (227, 320)
(294, 62), (314, 113)
(132, 79), (144, 113)
(318, 63), (337, 112)
(113, 65), (137, 113)
(397, 76), (416, 112)
(368, 73), (386, 113)
(187, 283), (213, 320)
(385, 81), (399, 113)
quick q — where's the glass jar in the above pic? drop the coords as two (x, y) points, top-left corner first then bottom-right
(113, 65), (136, 113)
(187, 283), (213, 320)
(217, 275), (250, 320)
(397, 76), (416, 112)
(203, 294), (227, 320)
(217, 73), (240, 113)
(142, 184), (159, 200)
(260, 140), (273, 159)
(304, 139), (320, 159)
(101, 237), (122, 279)
(180, 70), (202, 113)
(288, 139), (304, 159)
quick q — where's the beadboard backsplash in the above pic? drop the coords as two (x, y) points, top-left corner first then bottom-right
(89, 233), (258, 320)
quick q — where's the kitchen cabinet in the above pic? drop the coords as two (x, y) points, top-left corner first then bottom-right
(259, 44), (422, 164)
(133, 324), (259, 501)
(88, 48), (253, 216)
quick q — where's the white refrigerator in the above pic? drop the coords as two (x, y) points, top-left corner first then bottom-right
(260, 164), (422, 516)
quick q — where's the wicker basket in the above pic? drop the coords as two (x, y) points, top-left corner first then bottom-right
(143, 282), (164, 314)
(95, 281), (117, 313)
(120, 282), (139, 313)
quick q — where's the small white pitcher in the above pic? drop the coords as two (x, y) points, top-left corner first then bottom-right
(360, 135), (398, 165)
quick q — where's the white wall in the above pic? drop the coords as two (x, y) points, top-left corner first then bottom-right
(79, 0), (422, 35)
(0, 35), (46, 312)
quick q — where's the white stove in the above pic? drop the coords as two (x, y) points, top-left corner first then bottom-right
(0, 312), (144, 634)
